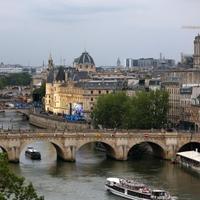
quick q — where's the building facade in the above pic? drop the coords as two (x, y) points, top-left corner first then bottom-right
(162, 81), (180, 125)
(194, 34), (200, 68)
(45, 52), (127, 115)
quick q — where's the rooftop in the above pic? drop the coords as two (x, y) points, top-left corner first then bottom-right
(77, 51), (95, 65)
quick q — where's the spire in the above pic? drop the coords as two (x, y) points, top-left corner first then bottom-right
(49, 52), (53, 60)
(117, 57), (121, 67)
(48, 53), (54, 70)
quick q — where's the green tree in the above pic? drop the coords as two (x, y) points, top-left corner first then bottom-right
(0, 73), (32, 89)
(32, 82), (46, 102)
(129, 91), (152, 129)
(92, 92), (130, 129)
(149, 90), (169, 129)
(7, 73), (31, 86)
(0, 76), (7, 89)
(130, 90), (169, 129)
(0, 153), (44, 200)
(92, 90), (169, 130)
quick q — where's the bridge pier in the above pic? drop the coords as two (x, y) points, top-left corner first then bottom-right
(164, 144), (178, 160)
(59, 146), (76, 162)
(7, 147), (20, 163)
(114, 145), (129, 161)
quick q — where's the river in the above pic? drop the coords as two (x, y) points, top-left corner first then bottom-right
(1, 111), (200, 200)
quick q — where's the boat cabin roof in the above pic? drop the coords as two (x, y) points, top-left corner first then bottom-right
(107, 177), (120, 184)
(152, 190), (166, 193)
(27, 147), (39, 153)
(177, 150), (200, 163)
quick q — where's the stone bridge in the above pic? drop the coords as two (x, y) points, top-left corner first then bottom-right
(0, 130), (200, 163)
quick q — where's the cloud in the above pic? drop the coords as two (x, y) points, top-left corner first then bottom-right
(25, 0), (148, 24)
(0, 0), (199, 65)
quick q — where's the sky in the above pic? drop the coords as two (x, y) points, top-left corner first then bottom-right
(0, 0), (199, 66)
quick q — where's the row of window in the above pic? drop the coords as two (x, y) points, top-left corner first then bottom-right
(109, 185), (125, 193)
(127, 190), (151, 199)
(90, 90), (109, 94)
(79, 65), (94, 69)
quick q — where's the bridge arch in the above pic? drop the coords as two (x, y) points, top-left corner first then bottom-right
(0, 144), (8, 154)
(0, 144), (16, 162)
(49, 141), (65, 160)
(76, 140), (117, 160)
(178, 142), (200, 152)
(127, 141), (166, 160)
(20, 140), (65, 161)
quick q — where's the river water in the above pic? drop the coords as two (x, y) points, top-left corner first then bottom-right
(1, 111), (200, 200)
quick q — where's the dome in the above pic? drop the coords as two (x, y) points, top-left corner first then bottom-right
(77, 51), (95, 65)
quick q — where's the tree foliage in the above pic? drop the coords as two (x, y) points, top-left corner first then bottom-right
(92, 90), (169, 129)
(0, 73), (32, 89)
(32, 82), (46, 102)
(92, 92), (130, 129)
(0, 153), (44, 200)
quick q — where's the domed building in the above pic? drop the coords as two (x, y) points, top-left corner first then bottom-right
(74, 51), (96, 73)
(44, 52), (127, 115)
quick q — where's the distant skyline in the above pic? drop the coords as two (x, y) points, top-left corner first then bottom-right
(0, 0), (199, 66)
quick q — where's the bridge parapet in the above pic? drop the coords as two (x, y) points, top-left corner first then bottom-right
(1, 130), (200, 163)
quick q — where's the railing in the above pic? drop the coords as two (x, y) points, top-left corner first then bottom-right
(0, 130), (200, 139)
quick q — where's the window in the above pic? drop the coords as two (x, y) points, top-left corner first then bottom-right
(106, 90), (109, 94)
(109, 185), (124, 193)
(91, 98), (93, 101)
(99, 90), (101, 94)
(91, 90), (93, 94)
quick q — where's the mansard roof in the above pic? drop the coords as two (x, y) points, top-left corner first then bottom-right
(67, 69), (91, 81)
(46, 69), (54, 83)
(76, 79), (127, 90)
(56, 67), (65, 82)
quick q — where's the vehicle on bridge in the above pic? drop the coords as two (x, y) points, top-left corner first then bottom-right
(105, 177), (176, 200)
(25, 147), (41, 160)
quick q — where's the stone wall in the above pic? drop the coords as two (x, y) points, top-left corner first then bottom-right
(29, 113), (89, 130)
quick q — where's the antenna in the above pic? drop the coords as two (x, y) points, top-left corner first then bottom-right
(84, 40), (87, 52)
(60, 56), (62, 66)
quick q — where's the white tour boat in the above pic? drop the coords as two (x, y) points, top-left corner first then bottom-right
(25, 146), (41, 160)
(105, 177), (176, 200)
(176, 150), (200, 172)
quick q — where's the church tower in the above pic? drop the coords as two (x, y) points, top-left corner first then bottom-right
(193, 34), (200, 68)
(117, 57), (121, 67)
(48, 54), (54, 71)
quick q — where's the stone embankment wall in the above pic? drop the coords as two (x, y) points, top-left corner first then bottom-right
(29, 113), (89, 130)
